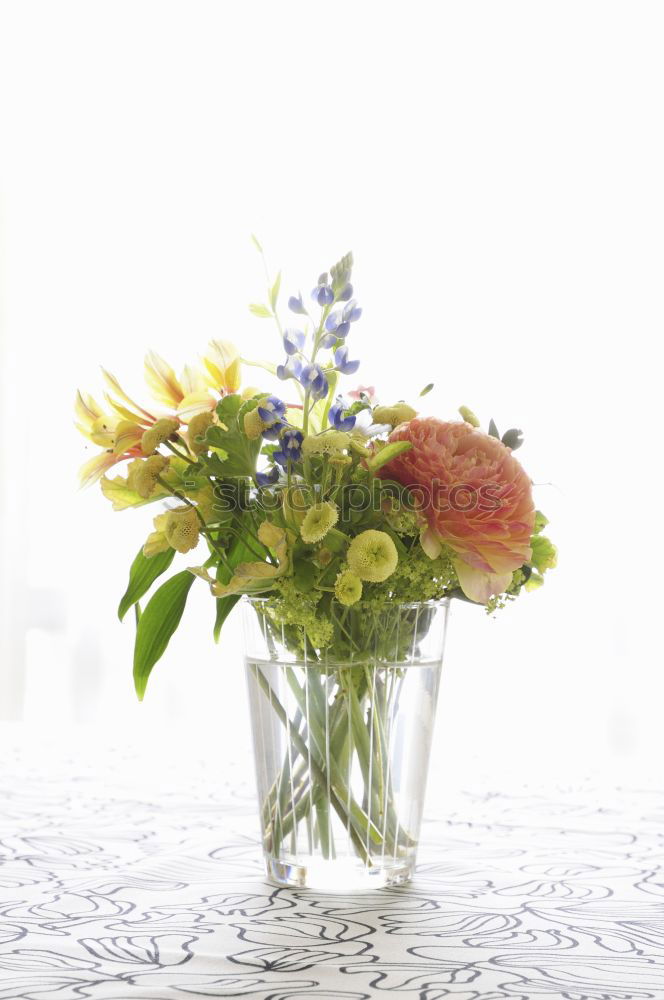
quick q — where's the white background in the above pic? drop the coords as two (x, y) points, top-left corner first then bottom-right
(1, 1), (663, 786)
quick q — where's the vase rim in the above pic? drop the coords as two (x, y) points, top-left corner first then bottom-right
(243, 596), (451, 610)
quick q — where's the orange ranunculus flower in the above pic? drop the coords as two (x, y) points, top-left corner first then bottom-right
(379, 417), (536, 603)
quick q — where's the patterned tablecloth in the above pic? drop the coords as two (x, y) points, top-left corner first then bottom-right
(1, 736), (664, 1000)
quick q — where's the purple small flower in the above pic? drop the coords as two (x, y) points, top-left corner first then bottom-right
(324, 313), (352, 340)
(262, 419), (287, 441)
(282, 328), (305, 356)
(256, 465), (280, 487)
(319, 332), (337, 349)
(342, 299), (362, 323)
(334, 345), (360, 375)
(274, 428), (304, 466)
(299, 363), (329, 400)
(339, 283), (353, 301)
(329, 396), (356, 432)
(288, 293), (306, 315)
(276, 357), (303, 381)
(311, 284), (334, 306)
(257, 395), (286, 426)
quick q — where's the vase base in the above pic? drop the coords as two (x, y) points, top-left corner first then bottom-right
(265, 853), (415, 891)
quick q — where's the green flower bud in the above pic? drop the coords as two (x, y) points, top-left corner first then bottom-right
(458, 405), (480, 428)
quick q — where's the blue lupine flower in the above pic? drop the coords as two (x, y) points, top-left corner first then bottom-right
(342, 299), (362, 323)
(329, 397), (356, 432)
(274, 428), (304, 466)
(324, 314), (352, 338)
(257, 395), (286, 425)
(299, 363), (329, 400)
(283, 328), (305, 356)
(311, 283), (334, 306)
(319, 332), (338, 349)
(339, 283), (353, 301)
(256, 465), (280, 487)
(288, 293), (306, 315)
(276, 357), (303, 381)
(334, 345), (360, 375)
(262, 419), (287, 441)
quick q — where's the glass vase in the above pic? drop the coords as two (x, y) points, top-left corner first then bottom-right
(243, 598), (450, 890)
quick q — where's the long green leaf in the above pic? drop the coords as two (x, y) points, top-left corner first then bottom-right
(214, 594), (240, 642)
(212, 529), (257, 642)
(118, 547), (175, 621)
(133, 571), (195, 700)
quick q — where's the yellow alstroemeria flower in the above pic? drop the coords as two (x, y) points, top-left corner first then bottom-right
(102, 369), (157, 426)
(75, 370), (184, 488)
(75, 389), (146, 487)
(144, 351), (216, 421)
(203, 340), (241, 394)
(74, 391), (121, 444)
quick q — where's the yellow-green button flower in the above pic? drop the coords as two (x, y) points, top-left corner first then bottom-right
(126, 455), (169, 499)
(334, 569), (363, 606)
(164, 506), (200, 553)
(300, 501), (339, 545)
(187, 411), (215, 455)
(347, 529), (398, 582)
(141, 417), (180, 455)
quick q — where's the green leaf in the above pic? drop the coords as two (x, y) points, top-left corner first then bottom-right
(118, 546), (175, 622)
(133, 572), (195, 700)
(204, 394), (261, 478)
(100, 474), (164, 511)
(250, 233), (263, 252)
(214, 594), (240, 642)
(420, 383), (434, 397)
(488, 418), (500, 439)
(367, 440), (412, 473)
(249, 303), (272, 318)
(212, 529), (258, 642)
(293, 557), (317, 594)
(216, 393), (243, 426)
(501, 428), (524, 450)
(530, 534), (557, 573)
(269, 271), (281, 310)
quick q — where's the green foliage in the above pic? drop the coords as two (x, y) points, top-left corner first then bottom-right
(133, 572), (195, 700)
(530, 534), (557, 573)
(118, 546), (175, 621)
(269, 271), (281, 310)
(212, 528), (260, 641)
(202, 394), (261, 478)
(249, 303), (272, 318)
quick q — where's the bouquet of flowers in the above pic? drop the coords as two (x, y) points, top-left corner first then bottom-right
(76, 246), (556, 882)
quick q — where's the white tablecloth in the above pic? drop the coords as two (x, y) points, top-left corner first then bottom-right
(2, 736), (664, 999)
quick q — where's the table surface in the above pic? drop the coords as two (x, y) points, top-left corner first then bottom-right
(2, 738), (664, 1000)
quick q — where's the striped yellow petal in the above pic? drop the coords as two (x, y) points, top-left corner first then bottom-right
(144, 351), (185, 408)
(102, 368), (156, 423)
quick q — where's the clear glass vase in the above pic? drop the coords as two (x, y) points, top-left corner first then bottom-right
(243, 598), (450, 890)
